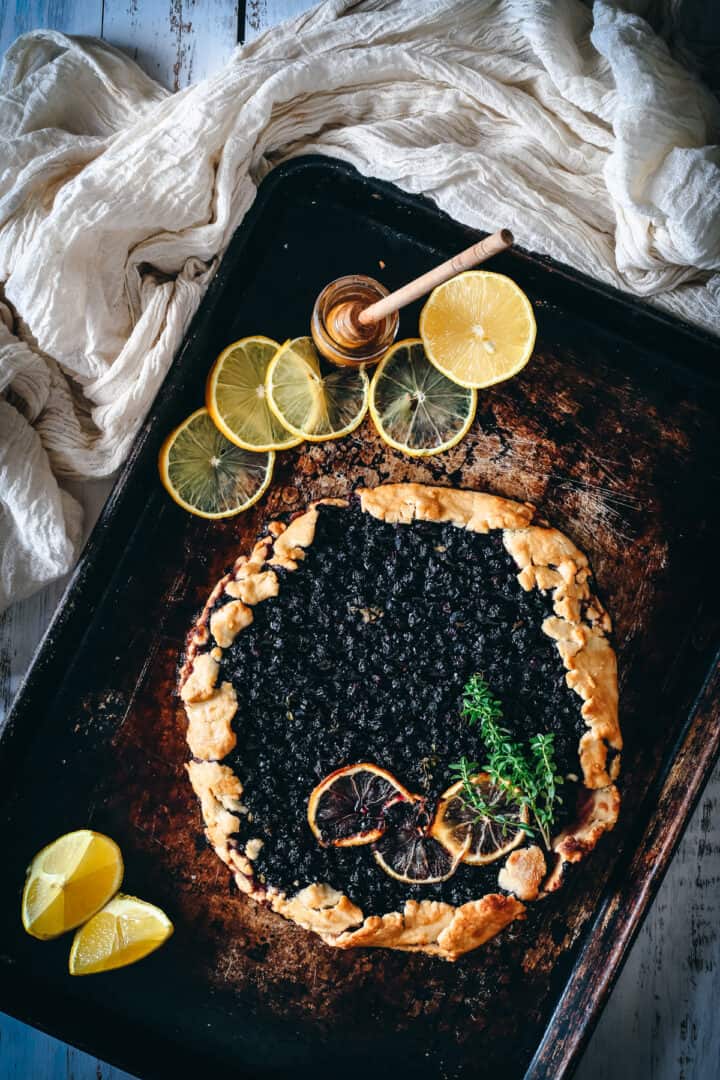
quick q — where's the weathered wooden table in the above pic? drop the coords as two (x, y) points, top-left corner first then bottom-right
(1, 4), (718, 1078)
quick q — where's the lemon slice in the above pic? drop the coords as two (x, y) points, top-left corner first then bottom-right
(22, 830), (123, 940)
(206, 335), (302, 452)
(307, 763), (415, 847)
(431, 773), (529, 865)
(266, 337), (369, 442)
(159, 407), (273, 519)
(69, 893), (173, 975)
(372, 801), (468, 884)
(369, 339), (476, 456)
(419, 271), (536, 388)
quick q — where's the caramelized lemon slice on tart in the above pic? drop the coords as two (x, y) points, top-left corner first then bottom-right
(431, 772), (529, 865)
(308, 763), (414, 847)
(373, 801), (469, 884)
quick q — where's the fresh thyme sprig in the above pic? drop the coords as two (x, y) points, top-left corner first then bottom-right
(530, 731), (562, 845)
(451, 674), (564, 849)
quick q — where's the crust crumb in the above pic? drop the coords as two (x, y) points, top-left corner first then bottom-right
(245, 838), (264, 861)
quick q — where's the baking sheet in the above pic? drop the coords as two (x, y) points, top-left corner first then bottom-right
(1, 156), (718, 1080)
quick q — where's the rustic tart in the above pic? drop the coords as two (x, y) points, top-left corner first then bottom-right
(179, 484), (621, 961)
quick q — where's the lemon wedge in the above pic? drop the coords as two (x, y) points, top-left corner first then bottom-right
(69, 893), (173, 975)
(22, 830), (123, 940)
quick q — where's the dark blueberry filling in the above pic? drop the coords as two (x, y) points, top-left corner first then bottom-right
(220, 502), (585, 911)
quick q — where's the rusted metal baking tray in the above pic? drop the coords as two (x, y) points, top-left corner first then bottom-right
(1, 156), (719, 1080)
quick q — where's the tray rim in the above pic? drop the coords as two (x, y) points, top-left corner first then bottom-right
(1, 154), (719, 1080)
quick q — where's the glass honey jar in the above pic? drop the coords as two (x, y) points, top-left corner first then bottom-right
(311, 274), (399, 367)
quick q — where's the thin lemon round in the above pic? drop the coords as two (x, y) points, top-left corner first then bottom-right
(22, 830), (123, 941)
(206, 335), (302, 452)
(369, 339), (476, 457)
(265, 337), (369, 442)
(159, 407), (273, 519)
(373, 832), (468, 884)
(69, 893), (173, 975)
(419, 271), (536, 388)
(307, 763), (415, 847)
(430, 773), (529, 865)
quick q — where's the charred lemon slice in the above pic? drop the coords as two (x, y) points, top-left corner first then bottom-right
(22, 830), (123, 940)
(308, 763), (414, 847)
(373, 801), (468, 884)
(431, 772), (529, 865)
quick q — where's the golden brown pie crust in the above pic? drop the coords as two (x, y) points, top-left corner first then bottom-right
(180, 484), (621, 960)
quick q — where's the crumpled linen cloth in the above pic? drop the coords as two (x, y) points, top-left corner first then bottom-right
(1, 0), (718, 611)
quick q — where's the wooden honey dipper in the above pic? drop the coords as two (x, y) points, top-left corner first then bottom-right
(326, 228), (514, 349)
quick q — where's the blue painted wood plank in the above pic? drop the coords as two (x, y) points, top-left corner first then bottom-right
(102, 0), (239, 91)
(577, 761), (720, 1080)
(0, 0), (102, 59)
(243, 0), (315, 42)
(0, 1011), (135, 1079)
